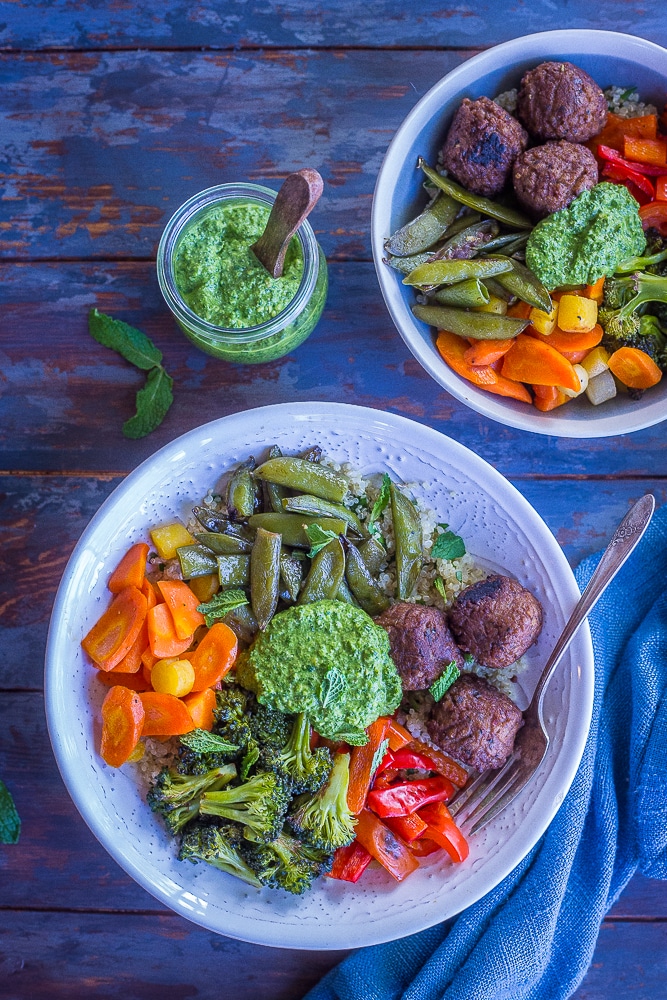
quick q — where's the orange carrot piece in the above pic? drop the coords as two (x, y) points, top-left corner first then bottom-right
(189, 622), (238, 692)
(386, 718), (412, 752)
(108, 542), (150, 594)
(97, 669), (152, 692)
(608, 346), (663, 389)
(146, 602), (194, 659)
(182, 687), (217, 731)
(501, 334), (580, 391)
(436, 330), (532, 403)
(141, 658), (154, 686)
(588, 112), (657, 157)
(624, 135), (667, 166)
(100, 685), (145, 766)
(532, 385), (570, 412)
(527, 323), (603, 354)
(157, 580), (206, 640)
(404, 738), (469, 787)
(142, 578), (159, 610)
(463, 338), (514, 367)
(559, 349), (589, 364)
(584, 277), (605, 303)
(141, 646), (159, 671)
(506, 300), (532, 319)
(82, 586), (148, 671)
(348, 716), (391, 815)
(110, 620), (149, 674)
(138, 691), (194, 737)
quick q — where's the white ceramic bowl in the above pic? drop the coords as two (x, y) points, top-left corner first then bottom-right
(372, 30), (667, 438)
(45, 402), (593, 948)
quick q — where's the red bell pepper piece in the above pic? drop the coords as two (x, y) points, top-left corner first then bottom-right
(639, 200), (667, 235)
(327, 840), (373, 883)
(380, 747), (437, 772)
(602, 162), (655, 199)
(384, 811), (429, 842)
(373, 767), (398, 790)
(418, 801), (469, 863)
(367, 776), (455, 818)
(354, 809), (419, 882)
(347, 716), (390, 815)
(656, 176), (667, 202)
(597, 143), (667, 176)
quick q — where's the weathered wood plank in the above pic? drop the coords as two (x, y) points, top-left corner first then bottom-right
(3, 262), (667, 476)
(0, 1), (665, 52)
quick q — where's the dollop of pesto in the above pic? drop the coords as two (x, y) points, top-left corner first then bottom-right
(525, 183), (646, 289)
(173, 201), (304, 329)
(235, 600), (402, 740)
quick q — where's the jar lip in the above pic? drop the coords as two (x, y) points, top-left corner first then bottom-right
(156, 183), (320, 342)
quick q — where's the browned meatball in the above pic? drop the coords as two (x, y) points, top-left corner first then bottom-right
(374, 602), (463, 691)
(517, 61), (607, 142)
(448, 574), (543, 669)
(427, 673), (523, 771)
(513, 141), (599, 217)
(440, 96), (529, 198)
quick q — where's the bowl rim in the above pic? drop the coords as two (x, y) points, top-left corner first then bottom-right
(371, 29), (667, 438)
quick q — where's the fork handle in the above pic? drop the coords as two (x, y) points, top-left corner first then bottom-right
(532, 494), (655, 712)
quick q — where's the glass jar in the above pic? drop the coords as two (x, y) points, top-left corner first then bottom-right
(156, 182), (328, 364)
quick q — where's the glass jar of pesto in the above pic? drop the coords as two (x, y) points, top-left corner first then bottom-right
(156, 183), (328, 364)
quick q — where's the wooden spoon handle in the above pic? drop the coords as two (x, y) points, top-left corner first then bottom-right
(250, 169), (324, 278)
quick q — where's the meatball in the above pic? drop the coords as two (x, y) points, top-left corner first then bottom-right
(448, 574), (543, 669)
(440, 96), (529, 198)
(374, 602), (463, 691)
(427, 673), (523, 771)
(513, 140), (598, 217)
(516, 61), (607, 142)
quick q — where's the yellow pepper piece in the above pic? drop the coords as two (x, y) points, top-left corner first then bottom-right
(557, 294), (598, 333)
(150, 522), (197, 560)
(529, 302), (558, 335)
(474, 294), (507, 315)
(580, 345), (611, 379)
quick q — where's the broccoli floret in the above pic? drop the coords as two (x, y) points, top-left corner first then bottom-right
(250, 703), (292, 752)
(287, 752), (356, 852)
(199, 770), (291, 843)
(177, 728), (239, 776)
(241, 828), (333, 895)
(273, 713), (333, 794)
(179, 822), (262, 888)
(147, 763), (237, 836)
(600, 272), (667, 368)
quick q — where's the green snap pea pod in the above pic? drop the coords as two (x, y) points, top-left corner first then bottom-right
(217, 555), (251, 588)
(248, 513), (348, 548)
(439, 210), (482, 239)
(192, 507), (254, 539)
(474, 231), (526, 255)
(484, 255), (552, 313)
(222, 604), (259, 646)
(358, 535), (386, 576)
(301, 445), (323, 463)
(390, 482), (423, 600)
(412, 304), (530, 340)
(385, 250), (436, 276)
(384, 192), (459, 257)
(336, 577), (357, 605)
(281, 494), (367, 538)
(262, 445), (288, 514)
(297, 537), (345, 605)
(250, 527), (282, 630)
(404, 257), (512, 289)
(437, 219), (499, 261)
(227, 459), (259, 519)
(341, 537), (391, 616)
(481, 277), (513, 302)
(194, 532), (253, 555)
(176, 544), (218, 579)
(432, 278), (490, 308)
(254, 457), (349, 504)
(279, 550), (303, 603)
(418, 158), (533, 230)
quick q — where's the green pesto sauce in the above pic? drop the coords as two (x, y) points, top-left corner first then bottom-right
(173, 201), (305, 329)
(235, 600), (402, 740)
(526, 182), (647, 289)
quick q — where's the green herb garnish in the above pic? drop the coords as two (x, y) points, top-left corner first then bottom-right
(429, 661), (460, 702)
(320, 666), (347, 709)
(368, 473), (391, 537)
(180, 729), (238, 755)
(434, 577), (447, 600)
(332, 729), (369, 746)
(88, 308), (174, 439)
(370, 737), (390, 778)
(431, 523), (466, 561)
(304, 523), (338, 559)
(197, 588), (249, 627)
(0, 778), (20, 844)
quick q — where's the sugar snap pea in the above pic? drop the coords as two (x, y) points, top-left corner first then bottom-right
(297, 537), (345, 604)
(484, 255), (552, 313)
(248, 513), (347, 548)
(385, 249), (440, 276)
(263, 445), (288, 513)
(222, 604), (259, 646)
(227, 459), (259, 519)
(336, 577), (357, 605)
(254, 457), (349, 504)
(404, 257), (512, 288)
(176, 544), (218, 579)
(279, 550), (303, 603)
(250, 528), (282, 630)
(194, 532), (253, 555)
(390, 482), (423, 600)
(474, 231), (527, 255)
(480, 277), (512, 302)
(384, 192), (459, 257)
(282, 495), (367, 537)
(192, 507), (253, 539)
(432, 278), (490, 308)
(412, 303), (530, 340)
(341, 537), (390, 615)
(418, 158), (532, 231)
(217, 555), (251, 588)
(437, 219), (499, 261)
(358, 535), (386, 576)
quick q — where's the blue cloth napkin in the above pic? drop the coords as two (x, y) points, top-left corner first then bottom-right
(305, 501), (667, 1000)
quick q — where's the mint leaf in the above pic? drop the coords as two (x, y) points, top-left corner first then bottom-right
(370, 737), (390, 778)
(180, 729), (238, 755)
(304, 523), (338, 559)
(123, 366), (174, 439)
(429, 661), (460, 702)
(431, 524), (466, 561)
(369, 474), (391, 529)
(89, 308), (163, 370)
(434, 577), (447, 600)
(197, 589), (249, 628)
(320, 666), (347, 709)
(0, 778), (20, 844)
(332, 729), (368, 746)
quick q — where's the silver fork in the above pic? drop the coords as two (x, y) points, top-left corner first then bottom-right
(449, 493), (655, 836)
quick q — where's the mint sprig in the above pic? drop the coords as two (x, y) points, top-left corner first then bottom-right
(320, 666), (347, 709)
(429, 661), (460, 702)
(304, 523), (338, 559)
(431, 523), (466, 561)
(88, 308), (174, 439)
(197, 589), (249, 628)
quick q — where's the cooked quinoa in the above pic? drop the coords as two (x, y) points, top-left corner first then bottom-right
(604, 85), (657, 119)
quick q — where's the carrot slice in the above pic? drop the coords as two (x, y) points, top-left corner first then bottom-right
(532, 385), (570, 412)
(110, 621), (148, 674)
(100, 685), (145, 767)
(97, 670), (152, 692)
(138, 691), (194, 737)
(189, 622), (238, 692)
(584, 277), (605, 303)
(386, 718), (412, 752)
(436, 330), (533, 403)
(354, 809), (419, 882)
(608, 346), (663, 389)
(146, 603), (194, 659)
(142, 578), (158, 610)
(403, 738), (469, 787)
(156, 580), (206, 640)
(82, 586), (148, 671)
(624, 135), (667, 166)
(347, 716), (390, 815)
(108, 542), (150, 594)
(559, 349), (589, 364)
(527, 323), (603, 353)
(463, 338), (514, 367)
(182, 687), (217, 731)
(501, 334), (580, 391)
(506, 300), (532, 319)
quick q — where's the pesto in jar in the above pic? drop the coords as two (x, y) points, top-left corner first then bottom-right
(173, 201), (304, 329)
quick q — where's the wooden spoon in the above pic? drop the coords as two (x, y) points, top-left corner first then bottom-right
(250, 169), (324, 278)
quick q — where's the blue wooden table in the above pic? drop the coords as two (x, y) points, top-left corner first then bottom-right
(1, 3), (666, 997)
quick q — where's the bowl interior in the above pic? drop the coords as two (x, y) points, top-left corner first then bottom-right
(372, 30), (667, 437)
(45, 402), (593, 949)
